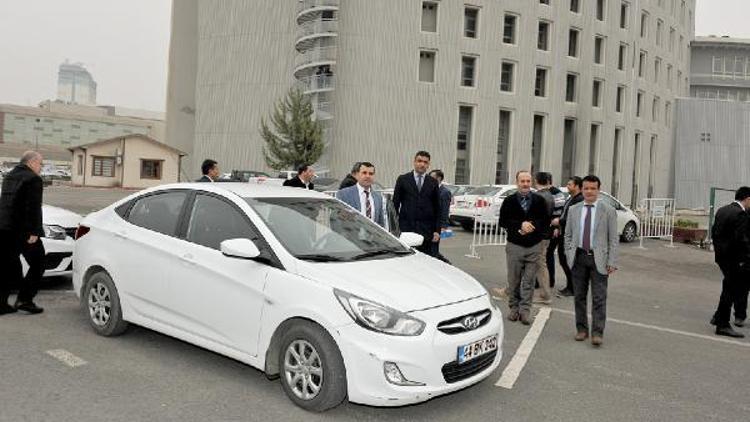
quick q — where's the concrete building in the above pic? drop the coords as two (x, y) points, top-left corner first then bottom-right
(69, 134), (185, 189)
(0, 101), (165, 151)
(167, 0), (694, 206)
(674, 36), (750, 209)
(57, 61), (97, 106)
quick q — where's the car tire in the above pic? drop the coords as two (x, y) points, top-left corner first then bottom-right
(278, 320), (347, 412)
(621, 221), (637, 243)
(461, 221), (475, 232)
(83, 271), (129, 337)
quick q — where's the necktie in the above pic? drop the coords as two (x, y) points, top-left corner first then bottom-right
(582, 204), (593, 251)
(364, 189), (372, 219)
(521, 195), (529, 212)
(417, 175), (423, 191)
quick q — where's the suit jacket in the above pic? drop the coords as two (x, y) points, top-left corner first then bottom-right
(335, 185), (386, 228)
(559, 192), (584, 229)
(564, 200), (619, 275)
(283, 176), (314, 190)
(499, 192), (550, 247)
(712, 202), (750, 265)
(438, 185), (452, 229)
(392, 171), (441, 236)
(0, 164), (44, 239)
(195, 175), (212, 182)
(338, 174), (357, 190)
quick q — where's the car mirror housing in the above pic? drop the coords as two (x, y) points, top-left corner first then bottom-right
(399, 232), (424, 248)
(220, 238), (261, 259)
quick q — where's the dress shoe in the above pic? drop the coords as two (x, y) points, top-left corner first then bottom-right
(507, 309), (520, 322)
(735, 318), (745, 327)
(14, 301), (44, 314)
(591, 336), (603, 346)
(557, 288), (574, 297)
(710, 316), (717, 326)
(715, 326), (745, 338)
(519, 312), (531, 326)
(0, 303), (18, 315)
(575, 331), (589, 341)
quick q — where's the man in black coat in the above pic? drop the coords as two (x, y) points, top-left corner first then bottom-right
(196, 159), (219, 182)
(710, 186), (750, 338)
(0, 151), (46, 314)
(338, 162), (361, 190)
(283, 164), (315, 190)
(429, 169), (452, 263)
(392, 151), (441, 256)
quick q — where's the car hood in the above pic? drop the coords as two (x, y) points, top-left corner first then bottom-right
(295, 253), (487, 312)
(43, 205), (83, 228)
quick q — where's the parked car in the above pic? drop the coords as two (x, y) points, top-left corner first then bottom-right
(72, 183), (504, 411)
(449, 185), (519, 231)
(277, 170), (298, 180)
(559, 188), (640, 243)
(231, 170), (271, 182)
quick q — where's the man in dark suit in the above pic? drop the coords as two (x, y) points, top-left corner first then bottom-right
(283, 164), (315, 190)
(429, 169), (452, 263)
(497, 170), (550, 325)
(338, 162), (361, 190)
(196, 159), (219, 182)
(710, 186), (750, 338)
(392, 151), (441, 256)
(0, 151), (46, 315)
(555, 176), (583, 297)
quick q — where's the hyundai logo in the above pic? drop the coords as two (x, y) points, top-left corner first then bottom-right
(462, 315), (479, 330)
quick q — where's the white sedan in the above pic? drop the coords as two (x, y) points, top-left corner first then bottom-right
(450, 185), (519, 231)
(72, 183), (504, 411)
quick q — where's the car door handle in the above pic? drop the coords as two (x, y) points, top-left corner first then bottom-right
(180, 254), (196, 265)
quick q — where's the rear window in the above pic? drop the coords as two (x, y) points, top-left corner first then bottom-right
(468, 186), (501, 196)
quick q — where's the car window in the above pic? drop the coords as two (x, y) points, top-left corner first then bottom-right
(468, 186), (501, 196)
(128, 191), (187, 236)
(500, 188), (517, 197)
(186, 194), (257, 250)
(600, 193), (621, 210)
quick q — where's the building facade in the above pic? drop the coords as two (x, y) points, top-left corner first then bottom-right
(690, 36), (750, 101)
(168, 0), (694, 206)
(57, 61), (97, 106)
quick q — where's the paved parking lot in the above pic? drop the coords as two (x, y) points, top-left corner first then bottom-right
(2, 189), (748, 421)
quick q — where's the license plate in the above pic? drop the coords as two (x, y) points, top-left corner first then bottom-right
(457, 335), (498, 364)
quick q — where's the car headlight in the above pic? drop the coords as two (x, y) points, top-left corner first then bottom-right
(334, 289), (425, 336)
(43, 224), (67, 240)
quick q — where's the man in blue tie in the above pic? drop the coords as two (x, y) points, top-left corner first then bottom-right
(563, 175), (619, 347)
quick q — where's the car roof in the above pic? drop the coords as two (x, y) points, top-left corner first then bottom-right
(143, 182), (334, 199)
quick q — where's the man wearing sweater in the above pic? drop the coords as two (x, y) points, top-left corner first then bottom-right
(498, 170), (550, 325)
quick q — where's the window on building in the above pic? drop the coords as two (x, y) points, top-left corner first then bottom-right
(652, 97), (660, 122)
(667, 64), (673, 88)
(656, 19), (664, 46)
(500, 61), (515, 92)
(647, 135), (657, 198)
(669, 28), (676, 52)
(568, 28), (580, 58)
(141, 160), (163, 180)
(464, 7), (479, 38)
(612, 128), (622, 197)
(620, 1), (629, 28)
(638, 50), (646, 77)
(618, 43), (627, 70)
(616, 85), (626, 112)
(540, 0), (550, 4)
(455, 106), (473, 184)
(77, 155), (83, 176)
(654, 57), (661, 83)
(594, 36), (605, 64)
(535, 67), (548, 97)
(592, 79), (603, 107)
(503, 14), (518, 44)
(532, 115), (545, 174)
(632, 133), (641, 208)
(596, 0), (606, 21)
(640, 11), (648, 38)
(419, 50), (436, 82)
(636, 91), (644, 117)
(461, 56), (476, 87)
(571, 0), (581, 13)
(421, 1), (438, 32)
(496, 110), (512, 184)
(561, 119), (577, 182)
(538, 21), (550, 51)
(679, 35), (684, 60)
(566, 73), (578, 102)
(589, 124), (600, 174)
(677, 70), (682, 91)
(92, 156), (115, 177)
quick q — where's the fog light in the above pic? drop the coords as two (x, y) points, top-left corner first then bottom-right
(383, 362), (425, 386)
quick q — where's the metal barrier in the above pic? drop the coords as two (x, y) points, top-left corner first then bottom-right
(466, 196), (507, 259)
(638, 198), (675, 248)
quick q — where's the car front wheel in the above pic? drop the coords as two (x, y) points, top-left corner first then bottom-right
(621, 221), (637, 243)
(278, 320), (347, 412)
(83, 271), (129, 337)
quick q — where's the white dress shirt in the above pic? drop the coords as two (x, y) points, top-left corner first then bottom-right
(357, 183), (375, 221)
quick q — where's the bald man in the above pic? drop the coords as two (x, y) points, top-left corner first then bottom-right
(0, 151), (45, 314)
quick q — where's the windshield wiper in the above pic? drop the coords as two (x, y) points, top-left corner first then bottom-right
(351, 249), (412, 260)
(295, 254), (346, 262)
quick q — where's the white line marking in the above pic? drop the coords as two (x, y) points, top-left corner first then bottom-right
(495, 306), (551, 389)
(46, 349), (88, 368)
(551, 307), (750, 348)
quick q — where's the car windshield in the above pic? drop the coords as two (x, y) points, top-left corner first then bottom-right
(245, 197), (412, 262)
(467, 186), (501, 196)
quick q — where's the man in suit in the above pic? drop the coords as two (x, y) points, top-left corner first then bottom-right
(532, 171), (555, 305)
(564, 175), (618, 347)
(0, 151), (46, 315)
(710, 186), (750, 338)
(498, 170), (550, 325)
(196, 159), (219, 182)
(555, 176), (583, 297)
(429, 169), (452, 264)
(392, 151), (441, 256)
(283, 164), (315, 190)
(338, 162), (361, 190)
(336, 162), (385, 228)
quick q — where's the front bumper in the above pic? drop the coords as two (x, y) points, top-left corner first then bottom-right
(334, 296), (504, 406)
(21, 237), (75, 277)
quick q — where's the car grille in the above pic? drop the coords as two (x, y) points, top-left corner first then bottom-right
(441, 350), (497, 384)
(437, 309), (491, 334)
(64, 227), (77, 239)
(44, 252), (72, 270)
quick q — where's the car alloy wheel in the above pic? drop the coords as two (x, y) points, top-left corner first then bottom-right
(283, 339), (324, 401)
(622, 222), (637, 243)
(88, 281), (111, 327)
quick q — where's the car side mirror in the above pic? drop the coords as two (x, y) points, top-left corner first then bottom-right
(399, 232), (424, 248)
(220, 238), (261, 259)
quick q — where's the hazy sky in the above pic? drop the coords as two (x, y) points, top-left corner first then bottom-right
(0, 0), (748, 113)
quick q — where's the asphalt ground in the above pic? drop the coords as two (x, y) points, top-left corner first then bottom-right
(2, 189), (748, 421)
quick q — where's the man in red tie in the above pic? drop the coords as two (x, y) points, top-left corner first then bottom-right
(563, 175), (619, 347)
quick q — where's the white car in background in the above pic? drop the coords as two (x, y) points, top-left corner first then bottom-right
(560, 188), (640, 243)
(449, 185), (519, 231)
(72, 183), (504, 411)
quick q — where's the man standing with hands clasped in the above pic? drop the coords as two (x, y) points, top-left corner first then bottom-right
(392, 151), (441, 256)
(564, 175), (619, 347)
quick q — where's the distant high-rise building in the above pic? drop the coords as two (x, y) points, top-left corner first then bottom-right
(57, 61), (97, 105)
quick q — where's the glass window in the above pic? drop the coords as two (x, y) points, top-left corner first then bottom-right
(141, 160), (162, 180)
(538, 21), (550, 51)
(187, 194), (257, 250)
(128, 191), (187, 236)
(461, 56), (476, 87)
(92, 157), (115, 177)
(421, 1), (438, 32)
(600, 193), (621, 210)
(503, 14), (517, 44)
(500, 61), (515, 92)
(464, 7), (478, 38)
